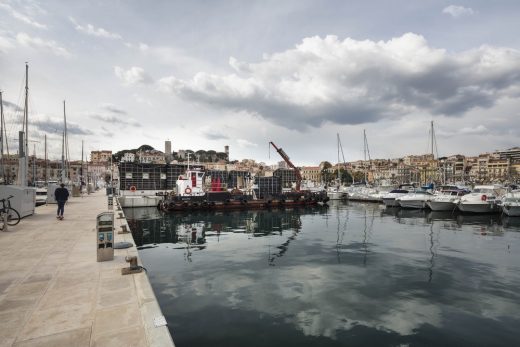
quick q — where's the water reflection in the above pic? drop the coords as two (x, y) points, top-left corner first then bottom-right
(130, 202), (520, 347)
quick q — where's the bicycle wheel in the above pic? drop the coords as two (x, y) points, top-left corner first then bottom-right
(0, 214), (5, 231)
(6, 208), (21, 226)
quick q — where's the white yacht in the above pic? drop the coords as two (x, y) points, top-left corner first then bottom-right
(426, 189), (467, 211)
(457, 185), (504, 213)
(382, 187), (413, 207)
(397, 190), (434, 209)
(498, 190), (520, 217)
(327, 186), (348, 200)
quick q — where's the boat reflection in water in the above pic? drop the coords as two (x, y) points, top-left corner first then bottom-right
(130, 201), (520, 347)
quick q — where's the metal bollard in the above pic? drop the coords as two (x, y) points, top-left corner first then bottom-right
(118, 224), (129, 234)
(121, 255), (143, 275)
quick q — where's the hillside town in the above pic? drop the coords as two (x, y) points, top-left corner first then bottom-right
(3, 140), (519, 188)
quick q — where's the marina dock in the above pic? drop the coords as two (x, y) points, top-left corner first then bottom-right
(0, 191), (174, 347)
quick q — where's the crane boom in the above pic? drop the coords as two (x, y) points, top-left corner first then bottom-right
(269, 141), (302, 191)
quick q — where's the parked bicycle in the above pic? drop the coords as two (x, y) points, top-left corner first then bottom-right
(0, 195), (21, 231)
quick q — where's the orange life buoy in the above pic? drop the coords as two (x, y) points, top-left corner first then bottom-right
(185, 187), (192, 195)
(130, 186), (137, 192)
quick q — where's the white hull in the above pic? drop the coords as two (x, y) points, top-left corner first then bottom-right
(399, 200), (427, 209)
(383, 198), (400, 207)
(458, 203), (499, 214)
(327, 191), (348, 200)
(427, 201), (457, 212)
(502, 205), (520, 217)
(118, 195), (163, 208)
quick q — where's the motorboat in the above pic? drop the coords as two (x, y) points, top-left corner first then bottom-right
(397, 190), (434, 209)
(457, 185), (504, 214)
(327, 186), (348, 200)
(381, 184), (415, 207)
(497, 190), (520, 217)
(382, 188), (412, 207)
(426, 189), (467, 212)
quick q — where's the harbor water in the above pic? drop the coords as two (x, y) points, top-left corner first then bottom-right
(127, 202), (520, 347)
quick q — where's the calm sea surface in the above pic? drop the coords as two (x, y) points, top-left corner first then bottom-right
(127, 202), (520, 347)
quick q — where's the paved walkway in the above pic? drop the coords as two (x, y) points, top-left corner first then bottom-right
(0, 190), (174, 347)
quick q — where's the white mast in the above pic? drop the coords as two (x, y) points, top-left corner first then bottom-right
(18, 63), (29, 186)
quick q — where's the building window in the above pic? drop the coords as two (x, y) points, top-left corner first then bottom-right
(125, 173), (132, 179)
(143, 173), (149, 179)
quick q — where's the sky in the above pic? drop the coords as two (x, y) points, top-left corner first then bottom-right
(0, 0), (519, 165)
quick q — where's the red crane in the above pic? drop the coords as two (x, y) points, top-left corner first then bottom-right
(269, 141), (303, 191)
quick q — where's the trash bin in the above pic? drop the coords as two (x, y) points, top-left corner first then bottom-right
(96, 212), (114, 262)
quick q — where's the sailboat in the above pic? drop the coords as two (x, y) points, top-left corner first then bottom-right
(0, 63), (37, 217)
(326, 134), (348, 200)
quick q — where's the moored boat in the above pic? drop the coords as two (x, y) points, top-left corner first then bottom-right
(498, 190), (520, 217)
(160, 168), (329, 212)
(426, 188), (468, 212)
(457, 185), (504, 214)
(382, 185), (415, 207)
(397, 190), (434, 209)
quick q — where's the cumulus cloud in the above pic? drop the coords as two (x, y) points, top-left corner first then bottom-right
(201, 129), (230, 141)
(114, 66), (153, 85)
(0, 33), (15, 53)
(237, 139), (258, 148)
(125, 42), (149, 51)
(159, 33), (520, 130)
(69, 17), (122, 39)
(33, 116), (93, 135)
(102, 103), (127, 115)
(1, 99), (23, 112)
(442, 5), (475, 18)
(89, 113), (140, 127)
(16, 32), (70, 57)
(459, 125), (488, 135)
(0, 2), (47, 29)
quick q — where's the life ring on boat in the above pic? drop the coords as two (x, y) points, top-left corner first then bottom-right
(185, 187), (192, 195)
(481, 194), (487, 201)
(130, 186), (136, 192)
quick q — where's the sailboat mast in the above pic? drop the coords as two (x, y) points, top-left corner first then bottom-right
(81, 140), (84, 184)
(24, 63), (29, 162)
(44, 134), (47, 184)
(363, 129), (367, 183)
(337, 133), (340, 184)
(431, 121), (434, 159)
(61, 100), (66, 182)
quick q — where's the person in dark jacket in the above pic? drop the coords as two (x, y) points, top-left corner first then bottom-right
(54, 183), (69, 220)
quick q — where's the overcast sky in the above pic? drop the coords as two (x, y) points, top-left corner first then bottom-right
(1, 0), (519, 164)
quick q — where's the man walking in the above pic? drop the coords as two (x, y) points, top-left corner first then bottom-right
(54, 183), (69, 220)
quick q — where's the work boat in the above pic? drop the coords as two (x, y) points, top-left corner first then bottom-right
(498, 190), (520, 217)
(160, 168), (329, 212)
(457, 185), (504, 214)
(397, 190), (434, 209)
(382, 185), (415, 207)
(426, 189), (467, 212)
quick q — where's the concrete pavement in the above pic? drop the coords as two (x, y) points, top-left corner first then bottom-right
(0, 190), (174, 347)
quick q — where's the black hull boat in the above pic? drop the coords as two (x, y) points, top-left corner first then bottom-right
(159, 191), (329, 212)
